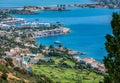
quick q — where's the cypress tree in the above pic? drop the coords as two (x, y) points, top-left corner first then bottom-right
(104, 12), (120, 83)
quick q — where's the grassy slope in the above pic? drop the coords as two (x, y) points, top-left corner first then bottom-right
(32, 65), (103, 83)
(32, 57), (103, 83)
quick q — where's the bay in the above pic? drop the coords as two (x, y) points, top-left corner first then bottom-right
(2, 0), (120, 62)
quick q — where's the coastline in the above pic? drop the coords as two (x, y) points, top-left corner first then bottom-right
(0, 0), (118, 82)
(0, 0), (113, 73)
(1, 7), (111, 62)
(23, 4), (120, 12)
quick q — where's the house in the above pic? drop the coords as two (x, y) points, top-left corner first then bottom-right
(90, 61), (99, 68)
(80, 58), (95, 64)
(80, 58), (95, 67)
(10, 46), (21, 53)
(73, 56), (81, 62)
(0, 23), (10, 29)
(97, 63), (106, 72)
(57, 47), (64, 51)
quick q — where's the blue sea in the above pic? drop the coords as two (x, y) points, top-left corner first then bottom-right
(0, 0), (94, 7)
(2, 0), (119, 62)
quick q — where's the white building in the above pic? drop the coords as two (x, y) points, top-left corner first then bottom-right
(0, 23), (10, 29)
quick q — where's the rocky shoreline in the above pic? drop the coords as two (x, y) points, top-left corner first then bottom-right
(0, 9), (37, 14)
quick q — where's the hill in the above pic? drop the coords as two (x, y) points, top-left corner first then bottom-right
(0, 57), (52, 83)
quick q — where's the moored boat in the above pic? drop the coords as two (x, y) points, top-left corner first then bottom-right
(54, 41), (61, 44)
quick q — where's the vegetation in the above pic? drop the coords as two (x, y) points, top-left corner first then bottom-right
(0, 58), (52, 83)
(32, 45), (104, 83)
(0, 10), (105, 83)
(5, 58), (14, 67)
(32, 64), (103, 83)
(104, 12), (120, 83)
(1, 73), (8, 80)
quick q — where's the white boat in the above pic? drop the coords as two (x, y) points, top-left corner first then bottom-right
(54, 41), (61, 44)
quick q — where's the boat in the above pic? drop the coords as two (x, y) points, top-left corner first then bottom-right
(78, 52), (87, 55)
(54, 41), (61, 44)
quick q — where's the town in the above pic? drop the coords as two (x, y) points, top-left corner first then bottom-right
(0, 11), (105, 72)
(0, 10), (105, 82)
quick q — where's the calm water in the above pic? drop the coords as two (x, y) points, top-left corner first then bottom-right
(2, 0), (120, 62)
(0, 0), (93, 7)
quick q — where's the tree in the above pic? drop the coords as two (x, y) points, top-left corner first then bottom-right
(48, 58), (55, 64)
(5, 57), (14, 67)
(58, 44), (63, 48)
(49, 44), (55, 50)
(103, 12), (120, 83)
(76, 71), (82, 83)
(1, 73), (8, 80)
(39, 44), (46, 50)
